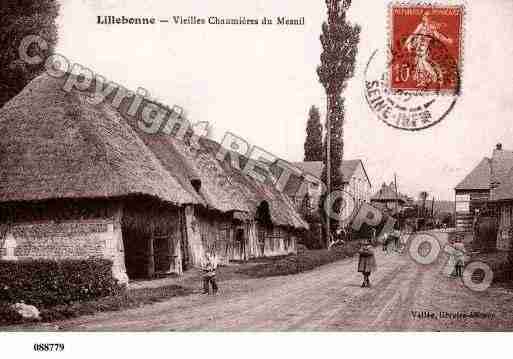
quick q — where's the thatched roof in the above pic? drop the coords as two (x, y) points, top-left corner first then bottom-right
(371, 182), (408, 203)
(0, 74), (199, 206)
(116, 100), (248, 213)
(0, 73), (307, 230)
(114, 96), (303, 228)
(197, 139), (308, 229)
(102, 79), (307, 229)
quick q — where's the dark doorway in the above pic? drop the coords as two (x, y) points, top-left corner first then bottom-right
(121, 198), (182, 280)
(154, 235), (173, 273)
(256, 201), (272, 257)
(122, 228), (153, 279)
(475, 215), (498, 252)
(235, 227), (246, 260)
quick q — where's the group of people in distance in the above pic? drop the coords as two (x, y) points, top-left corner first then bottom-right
(357, 223), (468, 288)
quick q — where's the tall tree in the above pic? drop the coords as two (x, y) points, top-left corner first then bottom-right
(0, 0), (60, 108)
(317, 0), (360, 244)
(304, 105), (323, 162)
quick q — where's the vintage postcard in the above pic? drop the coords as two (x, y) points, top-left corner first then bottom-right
(0, 0), (512, 357)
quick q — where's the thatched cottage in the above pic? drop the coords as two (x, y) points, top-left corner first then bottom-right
(0, 73), (307, 283)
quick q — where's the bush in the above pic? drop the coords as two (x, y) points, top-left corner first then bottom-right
(0, 259), (124, 308)
(238, 240), (363, 278)
(299, 217), (323, 249)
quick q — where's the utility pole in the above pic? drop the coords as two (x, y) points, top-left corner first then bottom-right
(394, 173), (399, 216)
(326, 99), (331, 245)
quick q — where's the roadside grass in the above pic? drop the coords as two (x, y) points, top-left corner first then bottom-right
(0, 284), (193, 326)
(230, 254), (293, 264)
(236, 240), (364, 278)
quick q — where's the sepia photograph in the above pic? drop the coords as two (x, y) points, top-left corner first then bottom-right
(0, 0), (512, 357)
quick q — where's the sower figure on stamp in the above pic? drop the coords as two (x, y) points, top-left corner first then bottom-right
(201, 252), (219, 295)
(358, 239), (377, 288)
(404, 11), (454, 87)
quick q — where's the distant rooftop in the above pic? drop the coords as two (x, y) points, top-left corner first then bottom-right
(455, 143), (513, 191)
(291, 160), (369, 185)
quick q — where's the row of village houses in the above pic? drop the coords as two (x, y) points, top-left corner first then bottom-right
(11, 71), (509, 285)
(0, 72), (381, 284)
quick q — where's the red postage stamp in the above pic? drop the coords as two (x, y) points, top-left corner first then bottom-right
(389, 4), (464, 94)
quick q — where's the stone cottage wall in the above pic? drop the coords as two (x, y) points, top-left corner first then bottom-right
(0, 214), (128, 285)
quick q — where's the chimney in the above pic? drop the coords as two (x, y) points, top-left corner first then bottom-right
(493, 143), (506, 160)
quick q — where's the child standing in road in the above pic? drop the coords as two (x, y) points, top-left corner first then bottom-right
(453, 241), (466, 277)
(358, 240), (377, 288)
(202, 252), (219, 295)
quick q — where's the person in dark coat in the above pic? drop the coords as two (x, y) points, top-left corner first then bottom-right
(358, 239), (377, 287)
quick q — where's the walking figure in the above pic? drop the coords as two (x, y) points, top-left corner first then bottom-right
(382, 231), (389, 253)
(202, 252), (219, 295)
(358, 240), (377, 288)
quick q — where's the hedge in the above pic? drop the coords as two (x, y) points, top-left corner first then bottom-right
(237, 240), (364, 278)
(0, 259), (124, 308)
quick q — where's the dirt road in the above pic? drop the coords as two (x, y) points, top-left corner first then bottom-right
(37, 232), (513, 331)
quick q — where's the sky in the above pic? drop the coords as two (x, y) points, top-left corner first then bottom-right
(55, 0), (513, 201)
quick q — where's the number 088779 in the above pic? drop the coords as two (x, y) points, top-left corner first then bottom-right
(33, 343), (65, 352)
